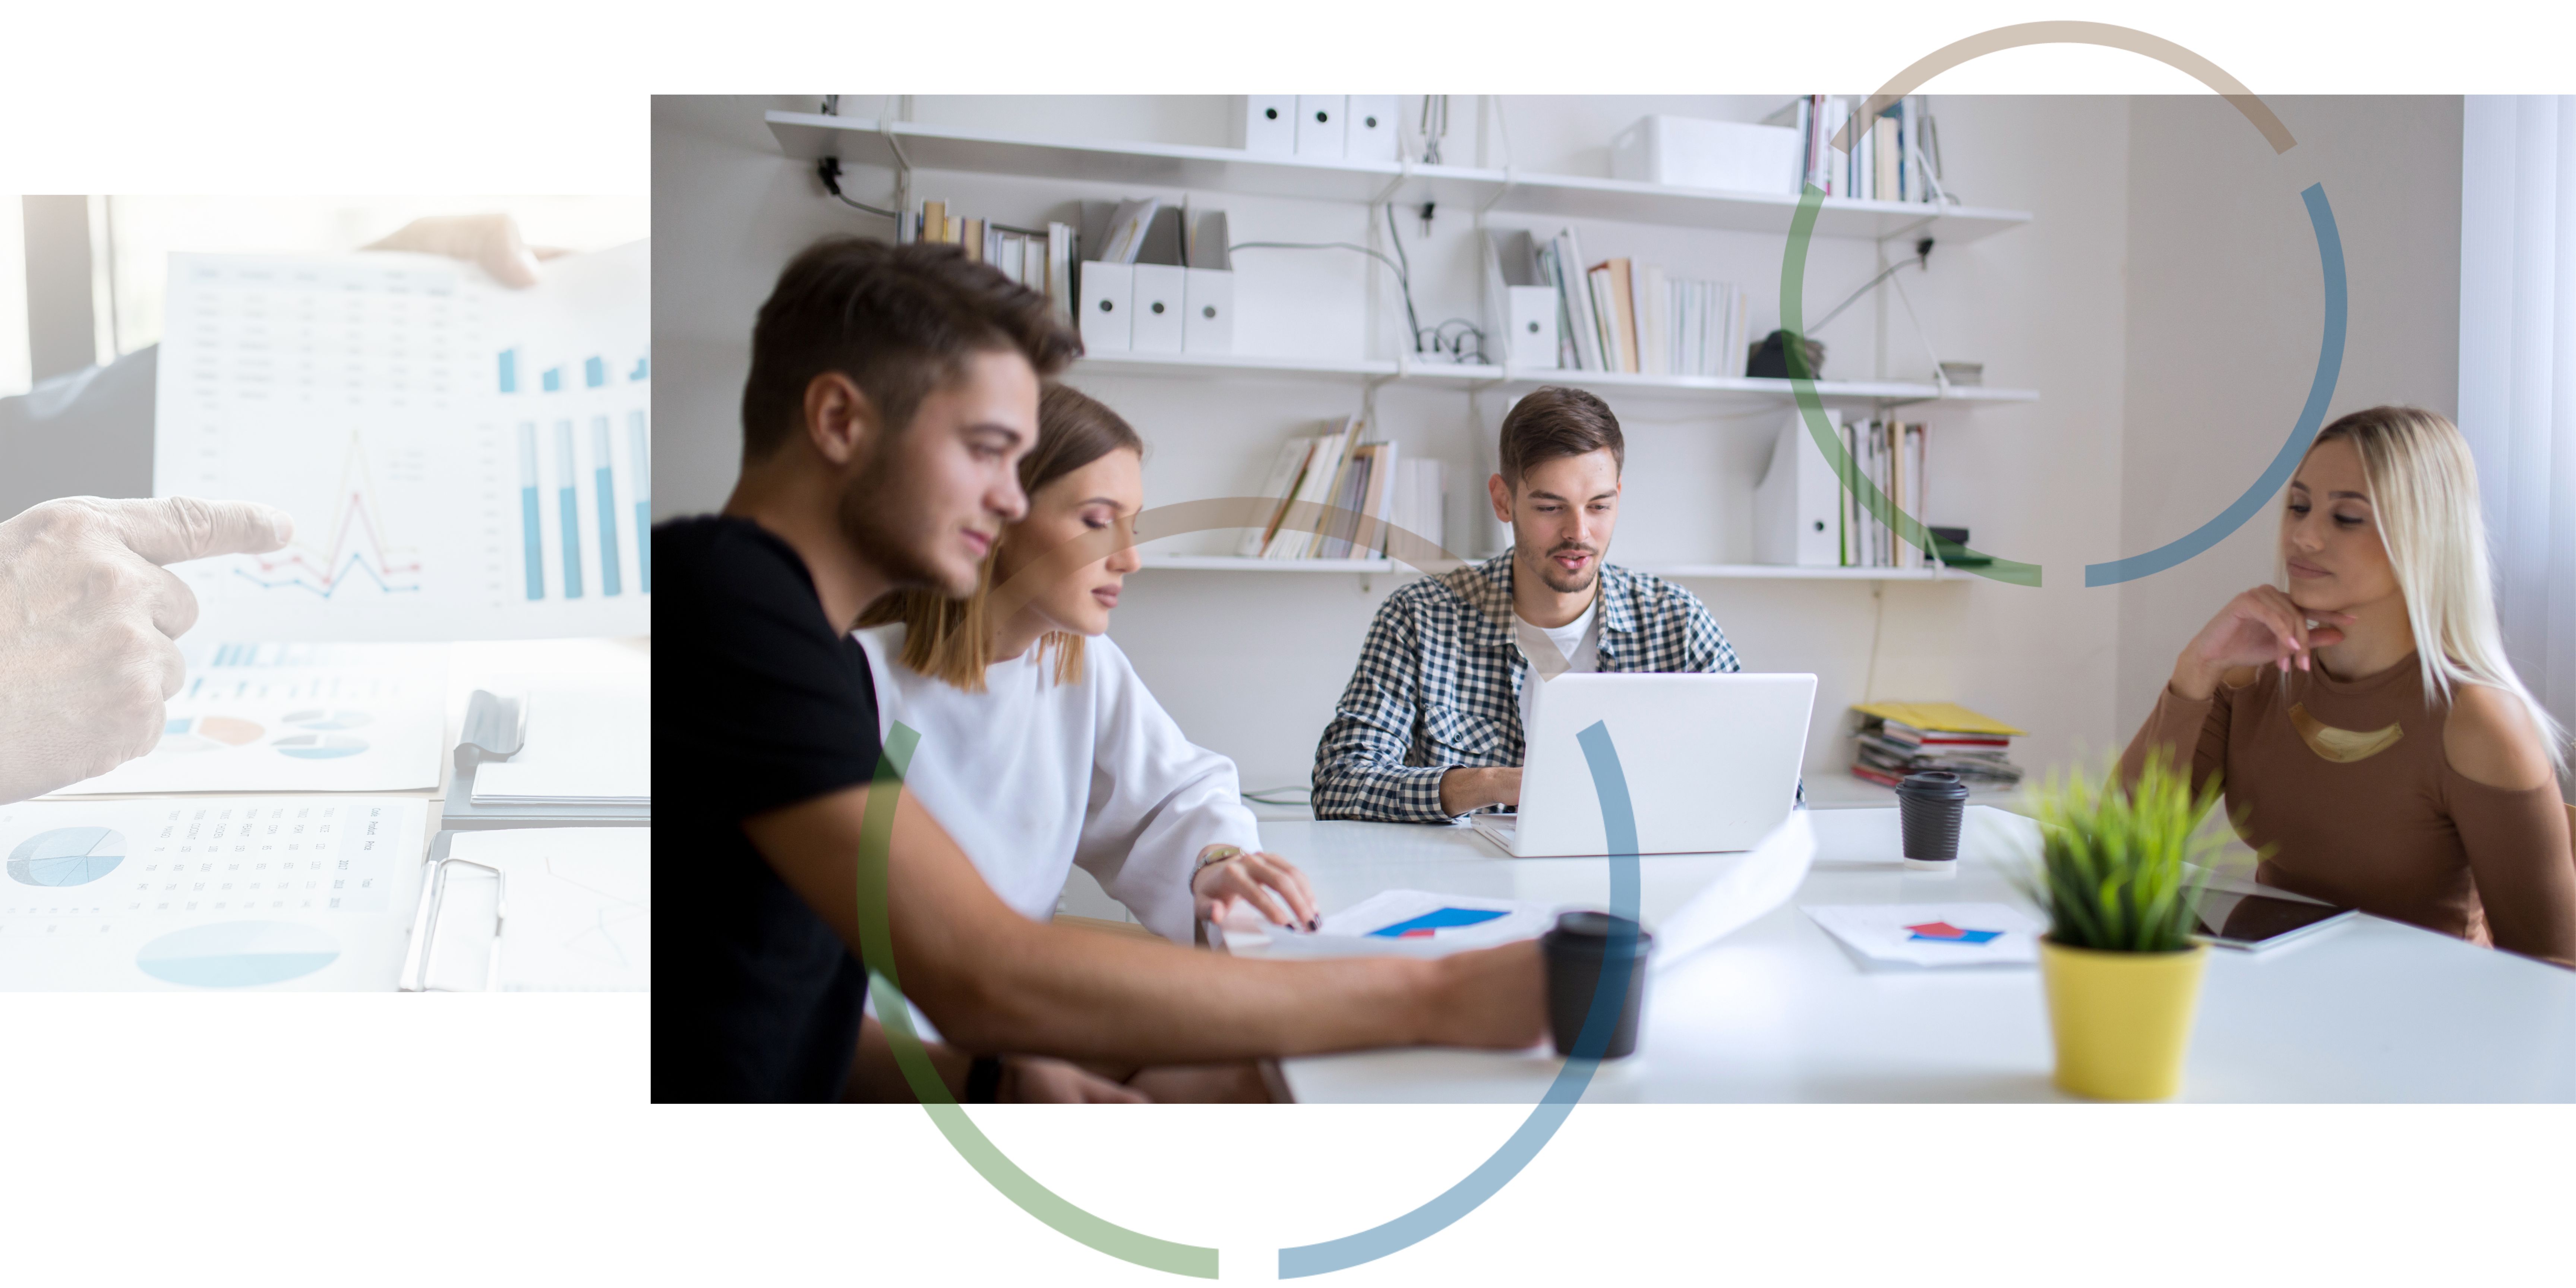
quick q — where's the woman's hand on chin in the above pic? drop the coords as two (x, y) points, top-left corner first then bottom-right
(2173, 585), (2355, 699)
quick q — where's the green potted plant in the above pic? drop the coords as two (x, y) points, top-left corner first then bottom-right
(2012, 749), (2226, 1101)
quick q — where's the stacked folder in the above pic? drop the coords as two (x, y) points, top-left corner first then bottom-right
(1849, 700), (2026, 790)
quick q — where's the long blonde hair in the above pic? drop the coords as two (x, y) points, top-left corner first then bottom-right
(857, 383), (1142, 692)
(2300, 406), (2567, 772)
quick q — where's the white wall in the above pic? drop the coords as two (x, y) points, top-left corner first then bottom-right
(651, 94), (2136, 797)
(2115, 96), (2464, 738)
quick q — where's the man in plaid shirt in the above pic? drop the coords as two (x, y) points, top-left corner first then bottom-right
(1314, 386), (1761, 823)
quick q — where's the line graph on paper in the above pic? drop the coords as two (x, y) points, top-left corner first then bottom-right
(231, 432), (426, 598)
(155, 243), (650, 641)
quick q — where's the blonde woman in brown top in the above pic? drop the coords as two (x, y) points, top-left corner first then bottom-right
(2119, 406), (2576, 966)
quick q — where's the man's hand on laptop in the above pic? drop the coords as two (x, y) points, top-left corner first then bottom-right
(1439, 765), (1522, 817)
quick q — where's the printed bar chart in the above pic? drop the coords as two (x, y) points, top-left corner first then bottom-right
(554, 420), (584, 599)
(517, 422), (544, 600)
(156, 242), (649, 640)
(629, 410), (651, 593)
(592, 414), (622, 597)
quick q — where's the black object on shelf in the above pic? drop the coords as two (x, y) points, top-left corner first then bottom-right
(1746, 329), (1825, 380)
(1929, 526), (1991, 567)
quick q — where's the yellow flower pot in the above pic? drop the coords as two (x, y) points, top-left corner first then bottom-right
(2038, 938), (2209, 1102)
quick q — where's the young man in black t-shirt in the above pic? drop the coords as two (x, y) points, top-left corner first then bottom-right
(655, 238), (1544, 1103)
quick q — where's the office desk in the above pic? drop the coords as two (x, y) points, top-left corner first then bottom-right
(1239, 808), (2576, 1103)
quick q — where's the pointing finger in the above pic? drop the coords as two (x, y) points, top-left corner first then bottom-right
(98, 497), (294, 566)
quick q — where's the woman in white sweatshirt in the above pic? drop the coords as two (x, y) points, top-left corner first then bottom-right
(854, 383), (1317, 946)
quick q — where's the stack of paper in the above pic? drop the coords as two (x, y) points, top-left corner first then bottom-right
(470, 680), (650, 806)
(1850, 700), (2027, 790)
(1803, 903), (2042, 967)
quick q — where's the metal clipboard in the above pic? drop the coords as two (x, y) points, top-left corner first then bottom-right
(400, 831), (506, 991)
(443, 689), (650, 830)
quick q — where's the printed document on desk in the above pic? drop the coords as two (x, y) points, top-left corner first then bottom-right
(412, 828), (648, 991)
(0, 796), (427, 989)
(1804, 902), (2043, 967)
(470, 680), (649, 805)
(154, 242), (651, 642)
(1243, 890), (1554, 959)
(45, 642), (446, 796)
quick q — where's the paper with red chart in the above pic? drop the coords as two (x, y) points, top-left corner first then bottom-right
(1803, 902), (2043, 967)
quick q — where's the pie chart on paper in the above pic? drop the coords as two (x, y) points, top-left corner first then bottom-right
(7, 827), (127, 887)
(156, 715), (267, 755)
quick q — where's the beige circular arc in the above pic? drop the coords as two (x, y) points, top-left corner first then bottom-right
(1827, 20), (2295, 156)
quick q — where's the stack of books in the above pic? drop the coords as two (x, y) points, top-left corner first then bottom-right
(898, 198), (1076, 332)
(1502, 227), (1750, 377)
(1237, 416), (1445, 561)
(1762, 94), (1944, 203)
(1839, 418), (1929, 569)
(1849, 701), (2026, 790)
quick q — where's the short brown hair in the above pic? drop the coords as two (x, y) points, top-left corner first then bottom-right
(1498, 386), (1623, 489)
(858, 383), (1145, 691)
(738, 237), (1079, 462)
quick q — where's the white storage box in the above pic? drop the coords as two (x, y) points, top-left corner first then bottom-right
(1130, 263), (1186, 354)
(1078, 261), (1133, 353)
(1610, 116), (1803, 195)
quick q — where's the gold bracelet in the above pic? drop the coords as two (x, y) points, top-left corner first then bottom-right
(1191, 845), (1245, 885)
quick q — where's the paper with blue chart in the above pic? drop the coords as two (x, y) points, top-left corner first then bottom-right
(0, 796), (425, 989)
(1803, 902), (2043, 967)
(154, 241), (650, 641)
(44, 642), (447, 796)
(1253, 890), (1556, 958)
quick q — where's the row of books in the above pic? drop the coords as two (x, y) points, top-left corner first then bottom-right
(1762, 94), (1941, 204)
(1512, 227), (1752, 377)
(1237, 416), (1446, 561)
(1849, 701), (2025, 790)
(897, 198), (1078, 331)
(1841, 418), (1929, 569)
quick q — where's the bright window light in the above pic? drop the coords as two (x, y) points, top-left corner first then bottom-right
(101, 196), (649, 356)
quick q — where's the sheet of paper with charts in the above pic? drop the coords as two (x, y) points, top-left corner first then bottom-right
(0, 797), (427, 990)
(44, 642), (446, 796)
(153, 241), (651, 642)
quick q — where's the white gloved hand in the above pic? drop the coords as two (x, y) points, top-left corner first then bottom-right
(0, 496), (293, 804)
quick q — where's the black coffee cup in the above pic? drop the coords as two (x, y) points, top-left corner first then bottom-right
(1894, 771), (1970, 870)
(1541, 910), (1653, 1060)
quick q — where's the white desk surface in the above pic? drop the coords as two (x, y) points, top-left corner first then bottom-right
(1241, 808), (2576, 1103)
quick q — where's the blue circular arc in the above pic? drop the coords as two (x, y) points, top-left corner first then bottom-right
(2083, 183), (2347, 587)
(1277, 720), (1642, 1278)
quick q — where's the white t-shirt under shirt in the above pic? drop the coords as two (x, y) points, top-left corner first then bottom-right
(1514, 594), (1601, 741)
(852, 623), (1262, 946)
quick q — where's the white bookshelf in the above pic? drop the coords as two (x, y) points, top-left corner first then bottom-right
(781, 103), (2037, 590)
(767, 111), (2033, 243)
(1074, 351), (2037, 409)
(1637, 562), (1952, 581)
(1137, 555), (1397, 573)
(1135, 555), (1958, 582)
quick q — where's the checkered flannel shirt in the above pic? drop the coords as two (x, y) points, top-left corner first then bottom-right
(1312, 551), (1755, 823)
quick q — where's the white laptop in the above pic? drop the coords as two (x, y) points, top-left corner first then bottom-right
(1469, 672), (1816, 858)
